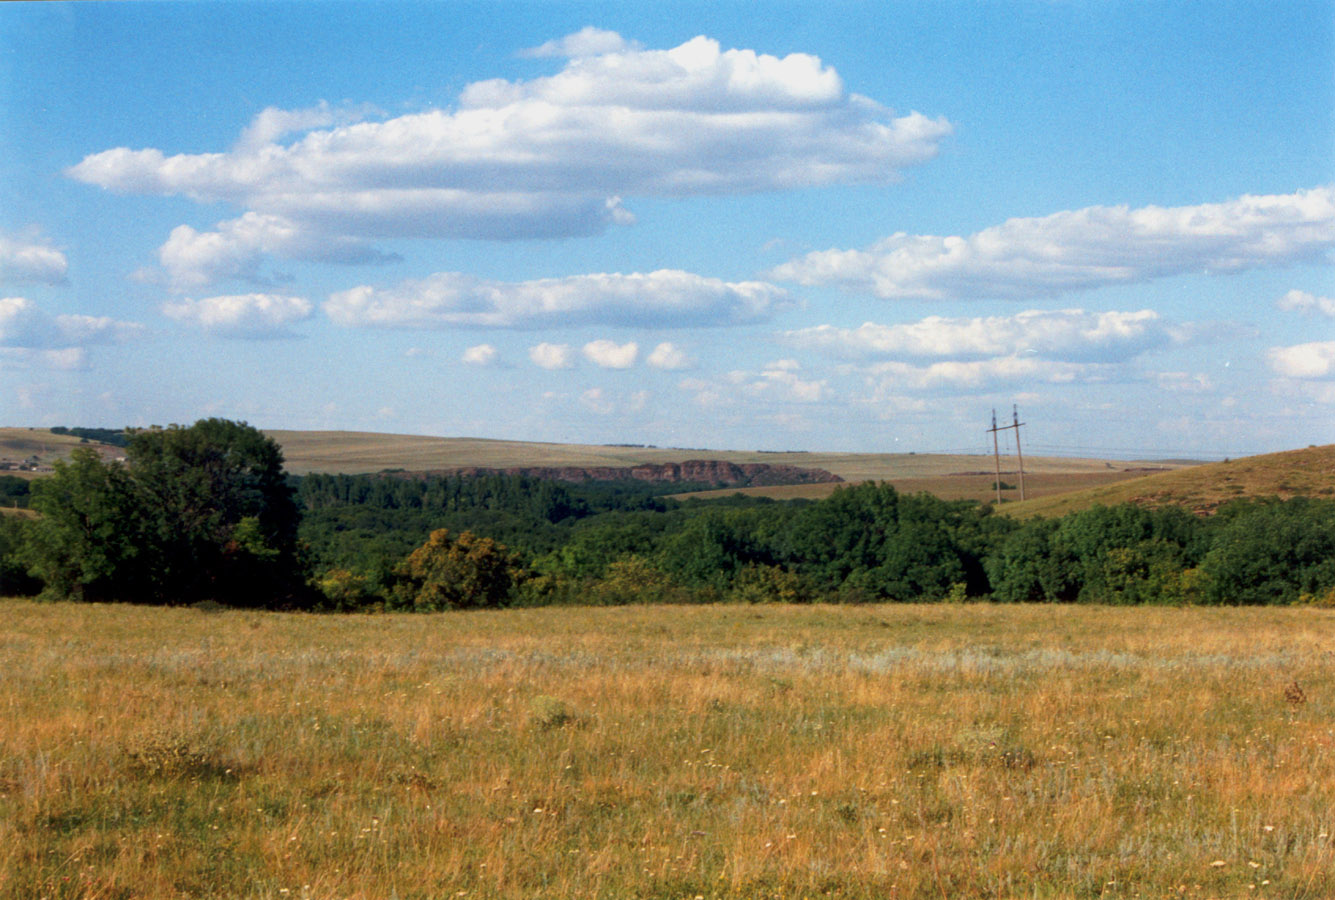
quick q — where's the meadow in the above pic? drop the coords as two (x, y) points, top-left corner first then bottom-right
(2, 600), (1331, 899)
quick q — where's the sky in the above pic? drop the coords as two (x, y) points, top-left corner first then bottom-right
(1, 1), (1333, 460)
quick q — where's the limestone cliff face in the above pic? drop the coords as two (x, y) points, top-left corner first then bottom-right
(444, 460), (842, 487)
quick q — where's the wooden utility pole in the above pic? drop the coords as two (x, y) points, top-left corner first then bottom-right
(988, 409), (1002, 504)
(1012, 404), (1026, 501)
(986, 405), (1028, 503)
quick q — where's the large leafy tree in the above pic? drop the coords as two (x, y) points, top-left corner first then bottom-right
(23, 419), (308, 606)
(126, 419), (303, 604)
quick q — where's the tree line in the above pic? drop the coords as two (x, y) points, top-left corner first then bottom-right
(2, 419), (1333, 609)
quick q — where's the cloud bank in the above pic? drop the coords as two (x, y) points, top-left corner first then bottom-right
(771, 187), (1335, 300)
(325, 269), (789, 329)
(69, 31), (951, 287)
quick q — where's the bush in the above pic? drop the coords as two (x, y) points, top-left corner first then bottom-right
(391, 529), (519, 610)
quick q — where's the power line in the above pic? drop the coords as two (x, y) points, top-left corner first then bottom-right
(986, 405), (1027, 503)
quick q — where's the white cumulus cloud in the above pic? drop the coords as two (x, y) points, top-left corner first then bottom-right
(782, 309), (1171, 362)
(69, 32), (949, 285)
(0, 232), (68, 284)
(582, 340), (638, 368)
(646, 341), (692, 369)
(158, 212), (393, 290)
(770, 186), (1335, 300)
(1276, 289), (1335, 317)
(1268, 341), (1335, 379)
(325, 269), (789, 329)
(462, 343), (498, 366)
(529, 342), (574, 369)
(162, 293), (313, 338)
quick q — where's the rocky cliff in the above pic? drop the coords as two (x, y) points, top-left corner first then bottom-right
(443, 460), (843, 487)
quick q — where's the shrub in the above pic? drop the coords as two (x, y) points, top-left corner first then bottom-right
(391, 529), (519, 610)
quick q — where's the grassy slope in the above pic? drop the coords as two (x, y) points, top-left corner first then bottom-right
(2, 600), (1331, 899)
(1004, 443), (1335, 518)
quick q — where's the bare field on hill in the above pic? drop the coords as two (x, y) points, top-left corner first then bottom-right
(263, 429), (1190, 485)
(0, 428), (118, 479)
(2, 599), (1331, 899)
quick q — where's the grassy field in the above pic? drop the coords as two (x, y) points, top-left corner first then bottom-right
(2, 600), (1331, 899)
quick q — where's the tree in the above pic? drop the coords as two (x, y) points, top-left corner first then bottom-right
(392, 529), (519, 610)
(125, 419), (305, 605)
(21, 419), (308, 606)
(23, 449), (147, 602)
(1199, 498), (1335, 605)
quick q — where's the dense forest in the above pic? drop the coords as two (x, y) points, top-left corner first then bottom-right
(3, 419), (1334, 609)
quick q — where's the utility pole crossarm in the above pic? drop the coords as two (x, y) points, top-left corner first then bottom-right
(985, 404), (1028, 504)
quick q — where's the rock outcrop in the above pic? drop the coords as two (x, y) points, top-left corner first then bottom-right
(442, 460), (842, 487)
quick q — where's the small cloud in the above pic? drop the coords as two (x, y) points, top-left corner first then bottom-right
(1277, 289), (1335, 318)
(579, 387), (615, 414)
(0, 347), (88, 371)
(462, 343), (498, 366)
(0, 296), (142, 350)
(646, 341), (692, 370)
(1155, 371), (1214, 393)
(0, 231), (68, 285)
(162, 293), (313, 339)
(582, 339), (638, 368)
(1268, 341), (1335, 379)
(529, 342), (574, 369)
(521, 27), (635, 59)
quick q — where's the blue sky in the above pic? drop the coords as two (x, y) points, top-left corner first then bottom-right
(2, 1), (1332, 458)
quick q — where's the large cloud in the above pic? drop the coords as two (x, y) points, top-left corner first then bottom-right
(162, 293), (313, 339)
(782, 309), (1172, 362)
(68, 32), (949, 286)
(771, 187), (1335, 300)
(325, 269), (789, 329)
(0, 233), (68, 284)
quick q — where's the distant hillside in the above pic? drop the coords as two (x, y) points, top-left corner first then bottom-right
(264, 429), (1193, 484)
(1004, 444), (1335, 518)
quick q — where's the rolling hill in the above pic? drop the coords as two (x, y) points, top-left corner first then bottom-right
(1002, 443), (1335, 518)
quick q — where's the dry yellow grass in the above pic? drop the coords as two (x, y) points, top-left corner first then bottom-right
(2, 600), (1331, 899)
